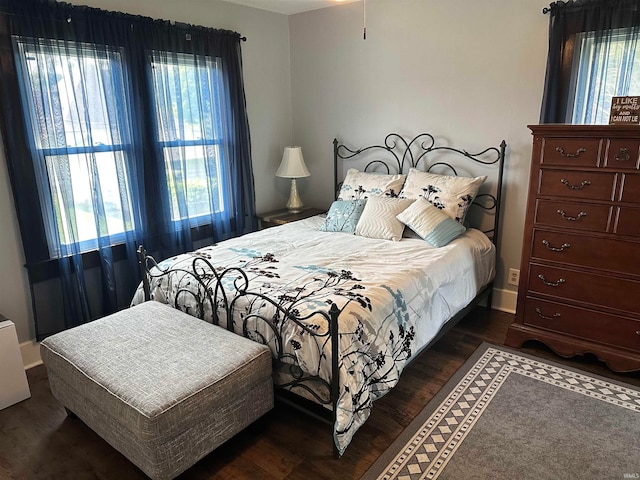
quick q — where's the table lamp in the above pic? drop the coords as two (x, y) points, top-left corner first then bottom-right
(276, 146), (310, 213)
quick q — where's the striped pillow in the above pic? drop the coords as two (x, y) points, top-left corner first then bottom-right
(396, 197), (466, 247)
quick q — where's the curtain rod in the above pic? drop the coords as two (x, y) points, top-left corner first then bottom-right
(543, 1), (566, 14)
(542, 0), (635, 15)
(0, 8), (247, 42)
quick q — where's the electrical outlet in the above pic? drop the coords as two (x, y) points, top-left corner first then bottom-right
(508, 268), (520, 286)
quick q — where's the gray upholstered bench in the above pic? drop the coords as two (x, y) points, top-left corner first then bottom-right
(40, 301), (273, 480)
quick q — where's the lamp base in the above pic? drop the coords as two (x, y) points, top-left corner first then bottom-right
(286, 178), (304, 213)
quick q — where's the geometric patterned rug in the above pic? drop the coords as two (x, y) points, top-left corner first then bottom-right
(361, 342), (640, 480)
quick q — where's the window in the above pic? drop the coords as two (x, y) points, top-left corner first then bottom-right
(16, 39), (136, 255)
(151, 53), (225, 224)
(571, 28), (640, 124)
(15, 42), (231, 255)
(539, 0), (640, 124)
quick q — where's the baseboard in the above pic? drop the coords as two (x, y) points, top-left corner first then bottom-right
(20, 340), (42, 370)
(491, 288), (517, 314)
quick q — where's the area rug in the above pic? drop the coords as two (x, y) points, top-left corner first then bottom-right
(362, 343), (640, 480)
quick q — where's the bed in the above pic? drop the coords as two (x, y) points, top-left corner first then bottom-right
(132, 132), (507, 455)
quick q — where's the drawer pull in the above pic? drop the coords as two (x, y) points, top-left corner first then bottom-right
(535, 308), (561, 320)
(615, 147), (631, 162)
(560, 178), (591, 190)
(538, 274), (566, 287)
(556, 146), (586, 158)
(636, 331), (640, 336)
(542, 240), (570, 252)
(556, 209), (587, 221)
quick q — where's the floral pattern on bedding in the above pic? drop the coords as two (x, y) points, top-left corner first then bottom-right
(131, 216), (495, 455)
(132, 245), (416, 455)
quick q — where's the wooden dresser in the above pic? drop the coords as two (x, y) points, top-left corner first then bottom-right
(505, 124), (640, 372)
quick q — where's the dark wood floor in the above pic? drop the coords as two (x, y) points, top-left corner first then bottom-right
(2, 308), (639, 480)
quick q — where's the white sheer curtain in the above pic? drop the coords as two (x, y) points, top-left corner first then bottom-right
(571, 27), (640, 124)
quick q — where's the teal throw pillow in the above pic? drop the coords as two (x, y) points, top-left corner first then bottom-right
(396, 197), (466, 247)
(319, 199), (367, 233)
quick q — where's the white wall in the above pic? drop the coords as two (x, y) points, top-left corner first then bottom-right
(289, 0), (550, 310)
(0, 0), (293, 344)
(0, 144), (33, 341)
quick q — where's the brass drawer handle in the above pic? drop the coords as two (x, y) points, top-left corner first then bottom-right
(535, 308), (561, 320)
(636, 330), (640, 336)
(556, 146), (586, 158)
(557, 209), (587, 221)
(538, 274), (566, 287)
(542, 240), (570, 252)
(615, 147), (630, 162)
(560, 178), (591, 190)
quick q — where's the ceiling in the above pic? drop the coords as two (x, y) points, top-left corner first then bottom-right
(222, 0), (360, 15)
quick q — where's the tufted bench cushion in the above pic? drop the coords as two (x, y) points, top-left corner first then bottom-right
(40, 301), (273, 480)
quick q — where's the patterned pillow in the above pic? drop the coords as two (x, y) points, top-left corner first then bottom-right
(337, 168), (406, 200)
(319, 199), (367, 233)
(396, 197), (466, 247)
(354, 197), (414, 241)
(399, 168), (486, 224)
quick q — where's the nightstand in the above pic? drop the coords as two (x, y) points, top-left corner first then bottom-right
(257, 207), (324, 229)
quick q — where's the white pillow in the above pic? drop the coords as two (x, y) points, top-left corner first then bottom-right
(399, 168), (486, 224)
(397, 197), (466, 247)
(338, 168), (406, 200)
(354, 197), (414, 241)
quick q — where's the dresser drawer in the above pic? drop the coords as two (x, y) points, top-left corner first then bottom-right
(604, 139), (640, 170)
(614, 207), (640, 237)
(522, 297), (640, 352)
(528, 264), (640, 315)
(531, 229), (640, 276)
(538, 170), (615, 201)
(541, 138), (601, 167)
(620, 173), (640, 203)
(534, 200), (611, 232)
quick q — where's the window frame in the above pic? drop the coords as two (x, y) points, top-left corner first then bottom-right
(570, 26), (640, 124)
(150, 52), (228, 226)
(14, 38), (138, 256)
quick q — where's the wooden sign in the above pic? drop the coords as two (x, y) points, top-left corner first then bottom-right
(609, 96), (640, 125)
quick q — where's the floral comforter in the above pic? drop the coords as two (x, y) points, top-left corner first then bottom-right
(131, 215), (495, 454)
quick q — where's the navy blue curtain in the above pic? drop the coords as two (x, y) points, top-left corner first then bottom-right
(0, 0), (256, 339)
(540, 0), (640, 123)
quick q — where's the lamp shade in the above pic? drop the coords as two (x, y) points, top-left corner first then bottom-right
(276, 146), (310, 178)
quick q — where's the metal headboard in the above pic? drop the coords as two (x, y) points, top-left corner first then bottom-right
(332, 132), (507, 245)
